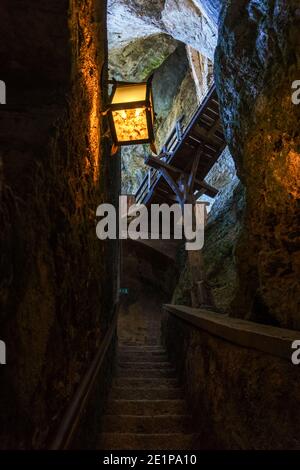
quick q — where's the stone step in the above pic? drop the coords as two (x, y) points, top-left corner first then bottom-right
(111, 387), (184, 400)
(118, 353), (169, 363)
(118, 361), (171, 370)
(117, 368), (176, 379)
(119, 345), (164, 352)
(106, 399), (188, 416)
(99, 433), (196, 450)
(102, 415), (192, 434)
(114, 377), (178, 388)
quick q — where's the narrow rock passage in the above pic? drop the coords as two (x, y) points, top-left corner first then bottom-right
(99, 342), (197, 450)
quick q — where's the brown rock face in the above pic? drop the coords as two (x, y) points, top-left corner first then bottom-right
(0, 0), (119, 448)
(163, 312), (300, 449)
(215, 0), (300, 328)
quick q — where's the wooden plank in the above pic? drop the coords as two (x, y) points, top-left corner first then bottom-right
(146, 155), (218, 197)
(159, 168), (184, 206)
(187, 147), (201, 192)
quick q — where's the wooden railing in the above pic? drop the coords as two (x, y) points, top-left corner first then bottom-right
(135, 115), (185, 204)
(50, 310), (118, 450)
(135, 83), (220, 206)
(164, 305), (300, 360)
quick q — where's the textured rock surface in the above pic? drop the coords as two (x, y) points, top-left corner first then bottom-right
(187, 46), (214, 102)
(163, 312), (300, 449)
(193, 0), (222, 26)
(0, 0), (118, 449)
(215, 0), (300, 328)
(121, 145), (148, 194)
(109, 33), (178, 81)
(118, 239), (178, 345)
(108, 0), (218, 61)
(153, 45), (198, 151)
(172, 149), (245, 312)
(201, 149), (245, 312)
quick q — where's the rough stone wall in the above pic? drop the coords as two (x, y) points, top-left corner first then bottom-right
(153, 45), (198, 151)
(118, 240), (178, 345)
(172, 149), (245, 313)
(108, 0), (218, 60)
(109, 33), (179, 81)
(215, 0), (300, 328)
(163, 312), (300, 449)
(0, 0), (119, 449)
(186, 46), (214, 102)
(201, 149), (245, 312)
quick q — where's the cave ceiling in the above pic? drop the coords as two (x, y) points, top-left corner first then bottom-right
(107, 0), (220, 80)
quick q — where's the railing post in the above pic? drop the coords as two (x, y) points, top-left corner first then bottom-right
(176, 118), (183, 142)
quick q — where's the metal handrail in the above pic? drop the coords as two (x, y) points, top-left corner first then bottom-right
(50, 310), (118, 450)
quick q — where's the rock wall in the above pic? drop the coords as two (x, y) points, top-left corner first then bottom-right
(186, 46), (214, 102)
(153, 45), (198, 151)
(118, 240), (178, 345)
(202, 149), (245, 312)
(0, 0), (119, 449)
(172, 148), (245, 313)
(215, 0), (300, 328)
(108, 0), (218, 61)
(109, 33), (179, 81)
(163, 311), (300, 449)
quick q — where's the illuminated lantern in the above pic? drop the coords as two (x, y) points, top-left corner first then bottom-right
(108, 78), (156, 154)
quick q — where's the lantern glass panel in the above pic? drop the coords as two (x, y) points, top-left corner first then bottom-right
(112, 107), (149, 142)
(112, 84), (147, 105)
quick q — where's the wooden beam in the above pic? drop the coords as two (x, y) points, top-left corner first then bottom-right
(159, 168), (184, 207)
(187, 147), (202, 192)
(145, 155), (218, 198)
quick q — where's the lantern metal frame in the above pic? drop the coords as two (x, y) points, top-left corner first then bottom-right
(107, 76), (156, 152)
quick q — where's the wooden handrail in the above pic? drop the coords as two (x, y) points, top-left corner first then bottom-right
(135, 85), (218, 205)
(164, 304), (300, 360)
(50, 310), (118, 450)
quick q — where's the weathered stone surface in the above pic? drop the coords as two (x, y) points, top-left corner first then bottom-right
(215, 0), (300, 328)
(0, 0), (118, 449)
(193, 0), (222, 26)
(108, 0), (218, 60)
(186, 46), (214, 102)
(121, 145), (148, 194)
(153, 45), (198, 151)
(197, 148), (244, 312)
(163, 311), (300, 449)
(172, 149), (245, 312)
(109, 33), (178, 81)
(118, 239), (178, 345)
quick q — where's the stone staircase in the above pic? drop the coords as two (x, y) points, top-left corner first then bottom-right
(99, 343), (197, 450)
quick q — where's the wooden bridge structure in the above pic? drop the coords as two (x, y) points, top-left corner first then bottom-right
(135, 85), (226, 208)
